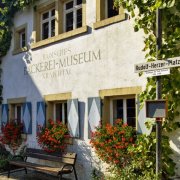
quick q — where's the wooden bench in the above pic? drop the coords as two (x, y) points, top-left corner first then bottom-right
(8, 148), (78, 180)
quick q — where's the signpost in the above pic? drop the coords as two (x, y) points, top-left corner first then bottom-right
(144, 68), (170, 77)
(134, 59), (180, 73)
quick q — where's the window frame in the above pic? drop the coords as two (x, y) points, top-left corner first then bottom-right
(19, 30), (26, 48)
(94, 0), (126, 29)
(41, 8), (55, 40)
(110, 95), (136, 127)
(13, 23), (27, 55)
(32, 0), (87, 49)
(64, 0), (82, 32)
(53, 101), (68, 124)
(44, 92), (72, 126)
(14, 103), (23, 123)
(105, 0), (119, 19)
(7, 97), (26, 125)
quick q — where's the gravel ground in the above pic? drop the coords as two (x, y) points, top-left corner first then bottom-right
(0, 169), (72, 180)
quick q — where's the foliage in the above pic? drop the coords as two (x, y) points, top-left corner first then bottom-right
(37, 119), (70, 153)
(0, 0), (38, 56)
(0, 154), (11, 172)
(112, 0), (180, 178)
(0, 121), (23, 148)
(91, 125), (175, 179)
(126, 133), (175, 179)
(91, 168), (105, 180)
(114, 0), (180, 132)
(0, 144), (10, 172)
(90, 119), (136, 168)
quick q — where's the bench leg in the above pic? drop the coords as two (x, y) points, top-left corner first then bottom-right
(58, 174), (62, 180)
(8, 164), (11, 178)
(24, 167), (27, 174)
(73, 166), (78, 180)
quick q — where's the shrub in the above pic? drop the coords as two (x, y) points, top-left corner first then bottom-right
(37, 119), (70, 152)
(90, 119), (136, 168)
(0, 121), (23, 148)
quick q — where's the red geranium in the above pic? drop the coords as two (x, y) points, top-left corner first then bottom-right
(37, 119), (69, 152)
(0, 121), (23, 148)
(90, 119), (136, 167)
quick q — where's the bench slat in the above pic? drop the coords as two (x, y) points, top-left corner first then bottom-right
(26, 148), (76, 159)
(9, 160), (72, 174)
(25, 152), (75, 164)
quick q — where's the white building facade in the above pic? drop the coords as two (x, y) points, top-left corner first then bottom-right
(1, 0), (179, 178)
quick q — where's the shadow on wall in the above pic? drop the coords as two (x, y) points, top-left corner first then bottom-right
(169, 124), (180, 176)
(1, 38), (86, 148)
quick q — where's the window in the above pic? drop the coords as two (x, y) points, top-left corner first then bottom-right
(45, 92), (71, 125)
(64, 0), (82, 32)
(41, 8), (55, 40)
(100, 87), (142, 128)
(54, 102), (68, 124)
(19, 30), (26, 48)
(43, 93), (80, 137)
(14, 104), (23, 123)
(13, 24), (27, 55)
(112, 98), (136, 127)
(32, 0), (87, 48)
(94, 0), (125, 29)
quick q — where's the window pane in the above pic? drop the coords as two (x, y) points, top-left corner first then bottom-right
(56, 103), (62, 122)
(113, 99), (123, 125)
(42, 12), (49, 20)
(127, 99), (135, 127)
(64, 103), (67, 124)
(107, 0), (118, 18)
(51, 9), (55, 16)
(77, 0), (82, 5)
(66, 1), (73, 10)
(127, 117), (136, 127)
(16, 106), (21, 121)
(116, 99), (123, 119)
(51, 19), (55, 37)
(20, 32), (26, 48)
(66, 12), (73, 32)
(42, 22), (49, 40)
(127, 99), (135, 107)
(77, 8), (82, 28)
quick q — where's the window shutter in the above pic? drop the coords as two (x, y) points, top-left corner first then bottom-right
(136, 94), (151, 134)
(1, 104), (8, 129)
(22, 102), (32, 134)
(37, 101), (46, 133)
(67, 99), (79, 138)
(88, 97), (101, 138)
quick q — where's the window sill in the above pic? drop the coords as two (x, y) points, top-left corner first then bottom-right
(93, 14), (126, 29)
(31, 26), (88, 49)
(12, 47), (27, 55)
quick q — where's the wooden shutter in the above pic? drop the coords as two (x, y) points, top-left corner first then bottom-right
(36, 101), (46, 133)
(88, 97), (101, 138)
(1, 104), (8, 129)
(22, 102), (32, 134)
(67, 99), (79, 138)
